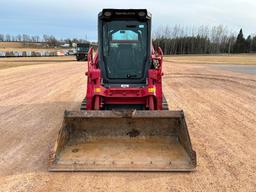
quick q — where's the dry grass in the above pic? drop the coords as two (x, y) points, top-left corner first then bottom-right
(0, 56), (76, 70)
(165, 54), (256, 65)
(0, 48), (65, 52)
(0, 42), (26, 49)
(0, 42), (68, 52)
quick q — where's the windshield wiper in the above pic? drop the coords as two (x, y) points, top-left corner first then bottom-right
(126, 25), (136, 28)
(127, 74), (137, 78)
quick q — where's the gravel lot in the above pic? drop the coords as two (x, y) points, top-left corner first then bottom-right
(0, 56), (255, 191)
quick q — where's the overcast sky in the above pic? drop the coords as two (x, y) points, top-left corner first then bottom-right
(0, 0), (255, 40)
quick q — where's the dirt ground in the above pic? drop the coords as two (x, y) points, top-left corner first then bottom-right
(0, 56), (75, 70)
(0, 55), (256, 191)
(165, 54), (256, 65)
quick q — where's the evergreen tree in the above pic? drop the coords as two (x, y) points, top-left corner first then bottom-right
(251, 35), (256, 52)
(233, 29), (246, 53)
(245, 35), (252, 53)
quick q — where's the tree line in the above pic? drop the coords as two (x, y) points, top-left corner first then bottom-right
(1, 26), (256, 53)
(0, 34), (88, 48)
(153, 25), (256, 54)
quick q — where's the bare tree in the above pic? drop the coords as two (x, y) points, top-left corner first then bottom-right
(43, 34), (49, 42)
(16, 34), (22, 41)
(5, 34), (11, 42)
(0, 34), (4, 41)
(11, 35), (16, 42)
(22, 34), (31, 42)
(153, 25), (245, 54)
(35, 36), (40, 42)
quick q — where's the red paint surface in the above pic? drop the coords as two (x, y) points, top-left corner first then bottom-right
(85, 46), (164, 110)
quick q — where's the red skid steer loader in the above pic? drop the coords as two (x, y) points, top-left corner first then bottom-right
(49, 9), (196, 171)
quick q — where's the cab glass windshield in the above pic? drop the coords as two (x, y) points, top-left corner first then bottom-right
(102, 21), (148, 79)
